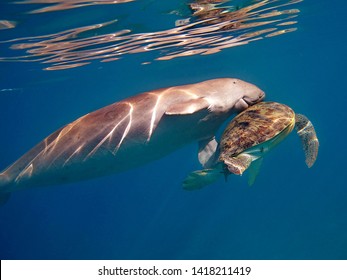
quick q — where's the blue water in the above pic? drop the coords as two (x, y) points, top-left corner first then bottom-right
(0, 0), (346, 260)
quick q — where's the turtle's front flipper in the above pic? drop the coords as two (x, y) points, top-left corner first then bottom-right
(183, 164), (224, 191)
(295, 114), (319, 167)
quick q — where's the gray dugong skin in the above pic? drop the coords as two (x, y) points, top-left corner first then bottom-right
(0, 78), (264, 195)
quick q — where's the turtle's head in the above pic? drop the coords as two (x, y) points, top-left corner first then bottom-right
(233, 79), (265, 112)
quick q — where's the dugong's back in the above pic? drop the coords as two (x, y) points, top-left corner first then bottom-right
(0, 78), (264, 197)
(0, 88), (196, 191)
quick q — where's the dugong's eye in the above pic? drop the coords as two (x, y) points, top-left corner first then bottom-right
(233, 81), (236, 84)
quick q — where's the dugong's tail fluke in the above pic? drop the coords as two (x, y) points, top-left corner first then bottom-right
(0, 173), (11, 206)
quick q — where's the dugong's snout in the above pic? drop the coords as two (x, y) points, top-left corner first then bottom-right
(234, 84), (265, 112)
(243, 89), (265, 105)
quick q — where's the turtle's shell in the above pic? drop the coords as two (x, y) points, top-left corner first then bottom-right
(219, 101), (295, 157)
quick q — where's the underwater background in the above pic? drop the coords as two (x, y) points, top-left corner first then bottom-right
(0, 0), (346, 260)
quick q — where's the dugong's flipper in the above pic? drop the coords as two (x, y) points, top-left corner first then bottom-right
(295, 114), (319, 167)
(198, 137), (218, 168)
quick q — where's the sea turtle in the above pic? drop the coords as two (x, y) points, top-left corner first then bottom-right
(183, 101), (319, 190)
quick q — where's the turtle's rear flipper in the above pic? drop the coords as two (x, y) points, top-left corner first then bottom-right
(295, 114), (319, 167)
(247, 158), (263, 186)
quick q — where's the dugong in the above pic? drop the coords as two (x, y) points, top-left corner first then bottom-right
(0, 78), (264, 203)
